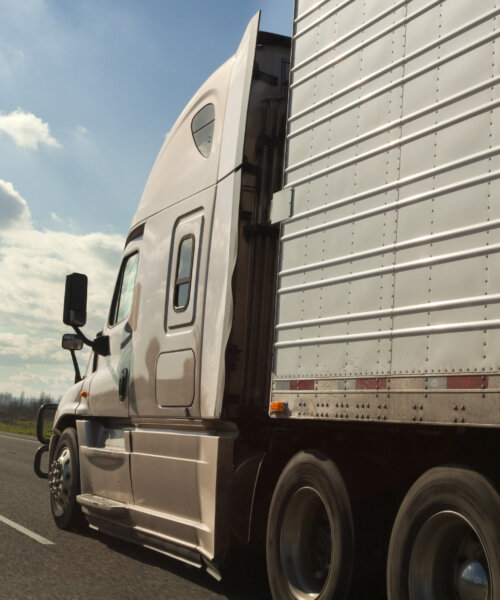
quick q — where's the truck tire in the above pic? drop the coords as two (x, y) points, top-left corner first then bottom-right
(266, 450), (354, 600)
(49, 427), (86, 530)
(387, 467), (500, 600)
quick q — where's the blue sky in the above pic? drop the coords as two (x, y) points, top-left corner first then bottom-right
(0, 0), (292, 398)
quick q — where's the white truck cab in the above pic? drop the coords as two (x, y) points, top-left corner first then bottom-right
(36, 12), (290, 579)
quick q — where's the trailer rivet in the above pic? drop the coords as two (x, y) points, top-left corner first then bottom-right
(383, 416), (387, 420)
(461, 417), (465, 423)
(453, 417), (458, 423)
(384, 404), (387, 409)
(419, 417), (423, 422)
(413, 403), (417, 410)
(356, 403), (359, 408)
(412, 416), (416, 421)
(461, 405), (465, 411)
(453, 405), (458, 410)
(361, 403), (365, 409)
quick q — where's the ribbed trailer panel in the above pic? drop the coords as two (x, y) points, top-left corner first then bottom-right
(272, 0), (500, 425)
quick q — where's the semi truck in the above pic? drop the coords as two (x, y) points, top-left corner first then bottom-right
(34, 1), (500, 598)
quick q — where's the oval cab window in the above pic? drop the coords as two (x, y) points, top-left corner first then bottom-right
(191, 104), (215, 158)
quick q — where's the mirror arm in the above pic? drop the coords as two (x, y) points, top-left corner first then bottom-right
(71, 325), (93, 347)
(69, 349), (82, 384)
(71, 325), (110, 357)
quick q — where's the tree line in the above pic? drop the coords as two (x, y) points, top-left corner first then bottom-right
(0, 392), (58, 423)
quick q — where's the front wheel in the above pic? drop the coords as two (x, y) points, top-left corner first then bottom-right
(266, 450), (354, 600)
(49, 427), (86, 530)
(387, 467), (500, 600)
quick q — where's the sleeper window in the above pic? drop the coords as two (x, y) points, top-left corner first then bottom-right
(191, 104), (215, 158)
(109, 252), (139, 326)
(174, 236), (194, 311)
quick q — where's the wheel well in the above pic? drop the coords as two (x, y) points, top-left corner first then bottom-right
(50, 416), (77, 461)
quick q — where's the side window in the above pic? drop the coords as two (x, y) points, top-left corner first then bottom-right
(174, 236), (194, 311)
(166, 211), (203, 330)
(191, 104), (215, 158)
(109, 252), (139, 326)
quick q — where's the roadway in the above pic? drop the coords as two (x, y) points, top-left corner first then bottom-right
(0, 432), (270, 600)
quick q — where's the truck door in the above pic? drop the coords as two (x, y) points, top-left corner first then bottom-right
(87, 238), (141, 418)
(77, 235), (141, 505)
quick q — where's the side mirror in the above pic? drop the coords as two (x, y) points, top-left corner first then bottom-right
(63, 273), (87, 327)
(61, 333), (83, 351)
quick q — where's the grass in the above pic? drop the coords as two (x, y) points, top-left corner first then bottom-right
(0, 419), (52, 439)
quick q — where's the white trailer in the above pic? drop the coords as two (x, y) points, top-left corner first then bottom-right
(35, 3), (500, 599)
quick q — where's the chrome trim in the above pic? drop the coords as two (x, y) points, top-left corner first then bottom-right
(275, 319), (500, 349)
(276, 294), (500, 331)
(286, 76), (500, 175)
(278, 242), (500, 296)
(288, 29), (500, 130)
(285, 146), (500, 225)
(290, 7), (500, 90)
(281, 169), (500, 243)
(280, 218), (500, 277)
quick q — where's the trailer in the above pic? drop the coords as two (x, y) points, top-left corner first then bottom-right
(35, 2), (500, 598)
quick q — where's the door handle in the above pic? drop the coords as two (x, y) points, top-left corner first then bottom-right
(119, 368), (128, 401)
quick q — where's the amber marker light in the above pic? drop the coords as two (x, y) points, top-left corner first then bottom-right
(270, 401), (286, 413)
(80, 390), (89, 399)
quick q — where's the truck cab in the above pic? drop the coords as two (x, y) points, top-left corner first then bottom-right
(39, 12), (290, 576)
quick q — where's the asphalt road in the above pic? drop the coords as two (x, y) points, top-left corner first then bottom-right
(0, 432), (271, 600)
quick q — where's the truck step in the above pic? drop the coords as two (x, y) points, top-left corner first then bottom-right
(77, 494), (130, 517)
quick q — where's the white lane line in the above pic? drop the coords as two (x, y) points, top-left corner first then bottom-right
(0, 433), (39, 444)
(0, 514), (54, 545)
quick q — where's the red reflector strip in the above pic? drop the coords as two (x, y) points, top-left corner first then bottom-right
(446, 376), (487, 389)
(355, 378), (387, 390)
(289, 380), (315, 390)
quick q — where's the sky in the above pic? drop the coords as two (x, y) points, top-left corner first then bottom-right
(0, 0), (292, 399)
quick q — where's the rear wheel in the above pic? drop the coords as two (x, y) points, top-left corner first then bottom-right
(266, 450), (354, 600)
(387, 467), (500, 600)
(49, 427), (86, 530)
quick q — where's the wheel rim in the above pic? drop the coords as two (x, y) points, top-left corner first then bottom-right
(409, 510), (491, 600)
(280, 486), (333, 599)
(48, 446), (72, 516)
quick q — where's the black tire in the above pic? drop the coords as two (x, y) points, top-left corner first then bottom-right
(387, 467), (500, 600)
(266, 450), (354, 600)
(49, 427), (86, 530)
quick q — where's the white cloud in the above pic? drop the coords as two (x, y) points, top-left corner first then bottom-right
(0, 184), (124, 397)
(77, 125), (88, 135)
(50, 211), (62, 223)
(0, 179), (31, 229)
(0, 108), (61, 149)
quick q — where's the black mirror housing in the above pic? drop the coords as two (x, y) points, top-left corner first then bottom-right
(61, 333), (84, 351)
(63, 273), (87, 327)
